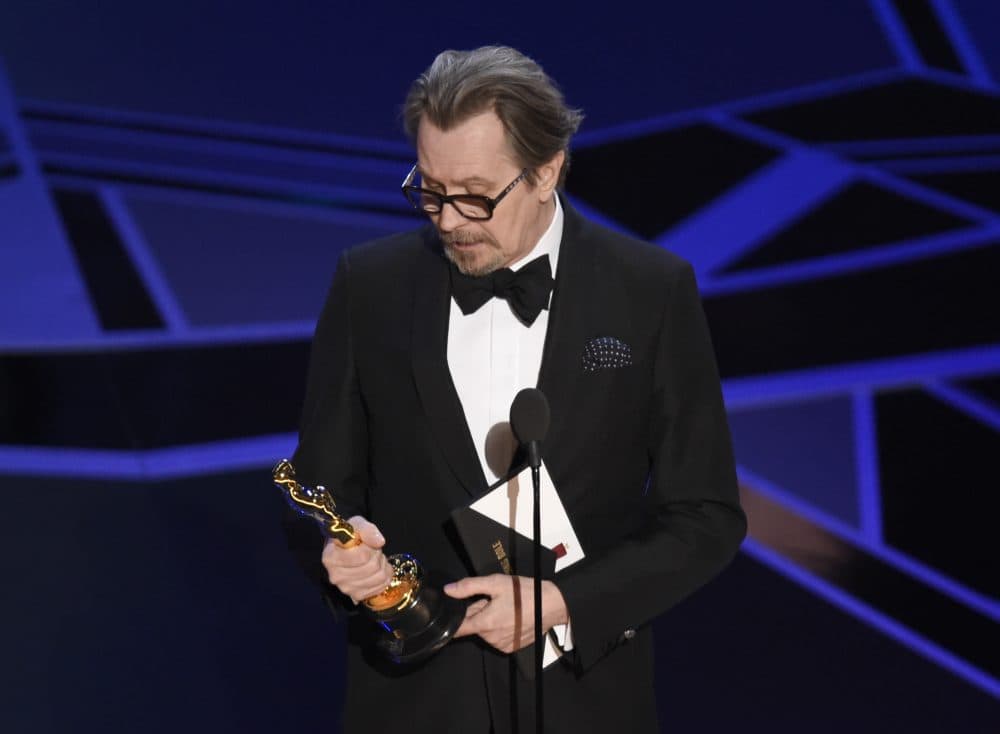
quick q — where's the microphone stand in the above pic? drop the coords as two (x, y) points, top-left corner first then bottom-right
(509, 387), (550, 734)
(490, 453), (545, 733)
(526, 439), (544, 734)
(531, 458), (544, 734)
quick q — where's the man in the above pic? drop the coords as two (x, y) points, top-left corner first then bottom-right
(285, 46), (746, 733)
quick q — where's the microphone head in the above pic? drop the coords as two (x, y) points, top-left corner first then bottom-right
(510, 388), (550, 445)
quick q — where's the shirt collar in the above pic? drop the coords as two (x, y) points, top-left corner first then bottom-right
(508, 194), (563, 280)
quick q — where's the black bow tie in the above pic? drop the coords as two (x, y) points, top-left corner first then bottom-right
(450, 255), (554, 326)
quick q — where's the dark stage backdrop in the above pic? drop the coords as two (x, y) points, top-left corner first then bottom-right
(1, 1), (998, 731)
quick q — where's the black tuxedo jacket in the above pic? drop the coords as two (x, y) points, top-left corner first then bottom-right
(286, 199), (746, 733)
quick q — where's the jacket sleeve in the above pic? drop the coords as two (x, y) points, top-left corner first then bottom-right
(281, 249), (370, 618)
(554, 262), (746, 672)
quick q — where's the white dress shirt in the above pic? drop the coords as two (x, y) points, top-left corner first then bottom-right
(447, 195), (563, 481)
(446, 195), (573, 658)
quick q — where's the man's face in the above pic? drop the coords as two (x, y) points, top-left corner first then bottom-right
(415, 110), (559, 276)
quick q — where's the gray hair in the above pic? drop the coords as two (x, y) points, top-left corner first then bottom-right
(402, 46), (584, 188)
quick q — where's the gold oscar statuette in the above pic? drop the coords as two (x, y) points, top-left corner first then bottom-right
(273, 459), (465, 663)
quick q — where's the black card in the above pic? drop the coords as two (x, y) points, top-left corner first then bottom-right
(450, 504), (557, 579)
(450, 503), (558, 679)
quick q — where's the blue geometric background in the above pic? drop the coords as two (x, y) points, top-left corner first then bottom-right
(1, 1), (998, 731)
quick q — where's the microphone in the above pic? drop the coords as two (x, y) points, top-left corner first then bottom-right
(510, 388), (550, 469)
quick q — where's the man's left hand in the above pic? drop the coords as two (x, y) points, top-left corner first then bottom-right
(444, 574), (569, 654)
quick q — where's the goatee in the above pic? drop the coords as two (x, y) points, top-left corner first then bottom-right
(441, 233), (504, 277)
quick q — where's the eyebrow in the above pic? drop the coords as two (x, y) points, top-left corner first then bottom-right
(418, 170), (494, 188)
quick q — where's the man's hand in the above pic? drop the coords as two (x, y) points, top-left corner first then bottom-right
(444, 574), (569, 654)
(320, 515), (392, 604)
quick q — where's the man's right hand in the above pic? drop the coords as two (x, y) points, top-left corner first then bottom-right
(321, 515), (393, 604)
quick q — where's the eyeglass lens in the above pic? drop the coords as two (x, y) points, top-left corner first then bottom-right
(414, 190), (491, 219)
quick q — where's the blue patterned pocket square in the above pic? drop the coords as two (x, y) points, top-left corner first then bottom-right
(582, 336), (633, 372)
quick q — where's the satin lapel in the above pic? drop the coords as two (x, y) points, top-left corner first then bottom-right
(537, 199), (594, 472)
(410, 235), (488, 497)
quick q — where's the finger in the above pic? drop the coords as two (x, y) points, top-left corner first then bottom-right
(452, 598), (490, 637)
(344, 551), (392, 587)
(366, 554), (393, 591)
(452, 594), (500, 638)
(348, 515), (385, 549)
(323, 538), (378, 569)
(345, 572), (392, 603)
(323, 550), (390, 596)
(453, 606), (489, 639)
(352, 582), (388, 604)
(444, 575), (503, 599)
(464, 598), (490, 618)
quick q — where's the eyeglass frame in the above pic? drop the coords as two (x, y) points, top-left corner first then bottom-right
(401, 164), (529, 221)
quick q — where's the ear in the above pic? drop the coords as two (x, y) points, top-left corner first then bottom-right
(535, 150), (565, 203)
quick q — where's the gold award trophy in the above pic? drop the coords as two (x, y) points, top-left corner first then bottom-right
(273, 459), (465, 663)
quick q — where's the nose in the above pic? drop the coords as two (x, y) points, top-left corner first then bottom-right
(436, 201), (466, 233)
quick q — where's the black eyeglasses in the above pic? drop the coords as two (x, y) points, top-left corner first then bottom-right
(401, 165), (528, 221)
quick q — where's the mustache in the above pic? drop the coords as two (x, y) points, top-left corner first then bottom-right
(441, 231), (497, 246)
